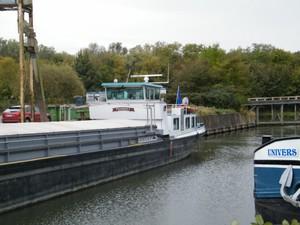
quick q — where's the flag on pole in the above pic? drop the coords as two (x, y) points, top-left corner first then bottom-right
(176, 85), (182, 105)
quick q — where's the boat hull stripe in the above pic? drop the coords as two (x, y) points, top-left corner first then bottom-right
(254, 160), (300, 166)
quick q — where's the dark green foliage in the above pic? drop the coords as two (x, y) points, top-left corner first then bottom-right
(0, 39), (85, 109)
(0, 57), (19, 110)
(0, 38), (19, 60)
(2, 37), (300, 110)
(202, 87), (242, 110)
(40, 62), (85, 104)
(74, 44), (127, 91)
(38, 45), (74, 65)
(74, 50), (98, 91)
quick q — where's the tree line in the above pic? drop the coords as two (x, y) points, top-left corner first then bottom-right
(1, 37), (300, 110)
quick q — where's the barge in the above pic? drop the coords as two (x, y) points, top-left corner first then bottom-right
(0, 79), (205, 213)
(254, 136), (300, 223)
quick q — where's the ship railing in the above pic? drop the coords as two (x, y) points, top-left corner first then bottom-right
(165, 104), (197, 115)
(86, 92), (106, 104)
(146, 104), (156, 131)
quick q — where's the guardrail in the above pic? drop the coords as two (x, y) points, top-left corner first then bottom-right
(248, 96), (300, 102)
(165, 104), (197, 115)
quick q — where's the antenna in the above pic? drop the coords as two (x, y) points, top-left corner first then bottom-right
(126, 68), (131, 83)
(130, 74), (163, 83)
(130, 74), (163, 78)
(130, 70), (170, 84)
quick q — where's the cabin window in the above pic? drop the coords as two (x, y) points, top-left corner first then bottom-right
(146, 87), (160, 100)
(191, 116), (195, 128)
(106, 88), (144, 100)
(196, 116), (201, 126)
(146, 88), (154, 100)
(155, 89), (160, 99)
(173, 118), (179, 130)
(185, 117), (190, 129)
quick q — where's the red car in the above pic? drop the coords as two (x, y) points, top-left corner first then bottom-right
(2, 105), (50, 123)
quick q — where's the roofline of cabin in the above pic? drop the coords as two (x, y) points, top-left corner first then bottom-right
(101, 82), (163, 88)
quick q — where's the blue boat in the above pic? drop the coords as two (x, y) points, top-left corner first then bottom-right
(254, 136), (300, 223)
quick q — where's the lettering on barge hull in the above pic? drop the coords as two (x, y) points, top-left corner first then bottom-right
(112, 107), (135, 112)
(267, 148), (298, 157)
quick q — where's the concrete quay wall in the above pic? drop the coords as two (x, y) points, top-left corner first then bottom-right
(201, 113), (256, 135)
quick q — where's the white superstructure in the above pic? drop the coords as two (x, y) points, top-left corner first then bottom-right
(88, 81), (205, 139)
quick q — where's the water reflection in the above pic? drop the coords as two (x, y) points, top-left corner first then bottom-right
(2, 126), (300, 225)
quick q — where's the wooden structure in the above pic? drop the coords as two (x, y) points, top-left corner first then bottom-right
(0, 0), (48, 122)
(246, 96), (300, 125)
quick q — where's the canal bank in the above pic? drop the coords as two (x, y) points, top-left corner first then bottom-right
(201, 112), (256, 135)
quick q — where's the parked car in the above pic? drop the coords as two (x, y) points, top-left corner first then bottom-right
(2, 105), (51, 123)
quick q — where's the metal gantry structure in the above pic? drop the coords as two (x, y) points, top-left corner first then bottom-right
(0, 0), (48, 122)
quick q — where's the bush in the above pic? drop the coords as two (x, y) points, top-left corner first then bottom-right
(201, 88), (243, 110)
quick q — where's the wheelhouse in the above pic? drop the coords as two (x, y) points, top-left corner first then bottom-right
(102, 82), (162, 101)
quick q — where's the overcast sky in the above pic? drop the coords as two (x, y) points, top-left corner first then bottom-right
(0, 0), (300, 54)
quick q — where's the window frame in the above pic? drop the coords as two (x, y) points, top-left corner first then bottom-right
(185, 117), (190, 129)
(173, 118), (180, 130)
(191, 116), (195, 128)
(106, 87), (144, 100)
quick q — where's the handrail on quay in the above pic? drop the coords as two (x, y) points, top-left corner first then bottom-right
(248, 96), (300, 103)
(246, 95), (300, 125)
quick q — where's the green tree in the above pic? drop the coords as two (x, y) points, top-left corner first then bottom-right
(74, 49), (99, 91)
(0, 57), (19, 109)
(182, 44), (204, 60)
(0, 38), (19, 60)
(247, 44), (294, 97)
(40, 62), (85, 104)
(108, 42), (128, 55)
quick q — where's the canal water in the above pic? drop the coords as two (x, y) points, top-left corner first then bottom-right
(1, 126), (300, 225)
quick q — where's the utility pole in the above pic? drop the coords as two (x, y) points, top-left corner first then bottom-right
(17, 0), (25, 123)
